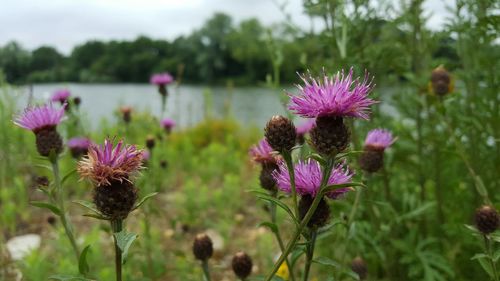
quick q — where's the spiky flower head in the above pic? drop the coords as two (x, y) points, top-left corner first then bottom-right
(13, 103), (65, 133)
(364, 129), (395, 151)
(160, 118), (176, 133)
(273, 159), (353, 199)
(288, 67), (376, 119)
(51, 89), (71, 103)
(249, 138), (277, 164)
(67, 137), (92, 159)
(77, 138), (144, 187)
(150, 72), (174, 86)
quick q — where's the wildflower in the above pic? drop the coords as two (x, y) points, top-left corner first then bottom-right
(475, 205), (499, 235)
(67, 137), (92, 159)
(142, 150), (151, 165)
(51, 89), (71, 104)
(77, 138), (143, 220)
(13, 103), (65, 157)
(298, 194), (330, 228)
(160, 118), (176, 134)
(276, 262), (290, 280)
(145, 135), (156, 150)
(351, 256), (368, 280)
(120, 106), (132, 124)
(150, 72), (174, 97)
(249, 139), (277, 164)
(429, 65), (453, 96)
(273, 159), (353, 199)
(289, 68), (376, 155)
(264, 115), (296, 153)
(295, 119), (315, 145)
(232, 251), (253, 280)
(359, 129), (396, 173)
(193, 234), (213, 261)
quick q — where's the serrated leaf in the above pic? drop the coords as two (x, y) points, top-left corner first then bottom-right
(114, 230), (138, 264)
(313, 256), (341, 268)
(78, 245), (91, 275)
(61, 169), (77, 185)
(30, 201), (62, 216)
(132, 192), (158, 211)
(73, 200), (102, 216)
(258, 221), (278, 234)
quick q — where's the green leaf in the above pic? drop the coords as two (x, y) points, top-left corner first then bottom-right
(471, 253), (488, 260)
(476, 255), (494, 278)
(61, 169), (77, 185)
(307, 153), (326, 166)
(313, 256), (341, 268)
(258, 221), (278, 234)
(322, 182), (367, 194)
(73, 200), (102, 216)
(114, 230), (138, 264)
(49, 275), (94, 281)
(396, 202), (435, 222)
(34, 163), (53, 171)
(132, 192), (158, 211)
(78, 245), (91, 275)
(256, 194), (298, 226)
(30, 201), (62, 216)
(83, 213), (109, 220)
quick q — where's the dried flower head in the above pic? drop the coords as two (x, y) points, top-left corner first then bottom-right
(13, 103), (65, 133)
(264, 115), (296, 153)
(150, 72), (174, 86)
(273, 159), (353, 199)
(232, 251), (253, 280)
(193, 233), (213, 261)
(77, 138), (143, 186)
(289, 67), (376, 119)
(249, 138), (277, 164)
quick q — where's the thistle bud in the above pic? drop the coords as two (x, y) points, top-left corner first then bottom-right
(232, 251), (252, 280)
(160, 160), (168, 169)
(359, 148), (384, 173)
(193, 233), (213, 261)
(430, 66), (452, 96)
(93, 180), (138, 220)
(34, 126), (63, 157)
(351, 256), (367, 280)
(310, 116), (349, 156)
(259, 163), (278, 192)
(264, 115), (296, 153)
(35, 176), (50, 188)
(145, 135), (156, 150)
(298, 195), (330, 228)
(475, 205), (500, 235)
(120, 107), (132, 124)
(73, 96), (81, 107)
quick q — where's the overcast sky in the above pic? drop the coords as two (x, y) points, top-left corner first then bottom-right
(0, 0), (453, 54)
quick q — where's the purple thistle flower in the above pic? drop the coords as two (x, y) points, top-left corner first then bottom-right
(51, 89), (71, 103)
(13, 103), (65, 132)
(296, 119), (315, 135)
(150, 72), (174, 86)
(288, 67), (377, 119)
(160, 118), (176, 130)
(364, 129), (396, 150)
(77, 138), (144, 186)
(273, 159), (353, 199)
(68, 137), (92, 150)
(249, 138), (277, 164)
(142, 150), (151, 162)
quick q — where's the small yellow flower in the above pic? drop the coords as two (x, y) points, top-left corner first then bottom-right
(276, 262), (289, 280)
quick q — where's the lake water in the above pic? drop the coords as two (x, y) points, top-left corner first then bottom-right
(10, 83), (397, 129)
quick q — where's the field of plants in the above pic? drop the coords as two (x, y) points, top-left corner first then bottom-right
(0, 0), (499, 281)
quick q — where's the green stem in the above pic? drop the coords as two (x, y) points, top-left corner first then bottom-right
(270, 199), (297, 281)
(264, 158), (334, 281)
(283, 151), (299, 219)
(302, 229), (317, 281)
(202, 259), (211, 281)
(111, 220), (123, 281)
(51, 159), (80, 263)
(484, 235), (499, 281)
(144, 213), (155, 280)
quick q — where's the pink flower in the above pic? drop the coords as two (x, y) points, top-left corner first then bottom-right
(51, 89), (71, 103)
(364, 129), (396, 150)
(296, 119), (315, 135)
(160, 118), (176, 130)
(78, 138), (143, 186)
(13, 103), (65, 132)
(288, 67), (376, 119)
(150, 73), (174, 86)
(273, 159), (353, 199)
(249, 138), (277, 164)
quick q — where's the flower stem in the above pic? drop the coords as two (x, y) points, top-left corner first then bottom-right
(302, 229), (317, 281)
(111, 220), (123, 281)
(484, 235), (499, 281)
(270, 197), (296, 281)
(50, 159), (80, 263)
(282, 150), (299, 219)
(264, 158), (334, 281)
(201, 259), (211, 281)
